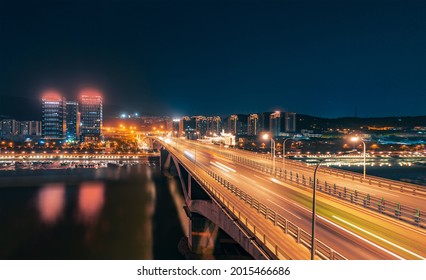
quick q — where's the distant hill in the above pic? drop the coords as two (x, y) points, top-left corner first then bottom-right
(297, 114), (426, 131)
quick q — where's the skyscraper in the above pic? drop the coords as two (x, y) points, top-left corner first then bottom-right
(285, 112), (297, 132)
(228, 115), (238, 135)
(80, 89), (103, 142)
(0, 119), (20, 137)
(269, 111), (281, 137)
(194, 116), (207, 136)
(42, 91), (66, 140)
(248, 114), (259, 136)
(66, 100), (80, 142)
(179, 116), (196, 139)
(206, 116), (221, 136)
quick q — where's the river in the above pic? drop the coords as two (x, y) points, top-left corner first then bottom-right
(0, 162), (186, 259)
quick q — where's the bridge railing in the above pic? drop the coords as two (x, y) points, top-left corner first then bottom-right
(216, 150), (426, 228)
(161, 141), (347, 260)
(223, 148), (426, 197)
(203, 168), (347, 260)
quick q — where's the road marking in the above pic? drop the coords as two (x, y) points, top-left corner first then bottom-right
(332, 215), (425, 260)
(267, 199), (302, 220)
(210, 150), (425, 258)
(254, 174), (271, 183)
(239, 175), (258, 184)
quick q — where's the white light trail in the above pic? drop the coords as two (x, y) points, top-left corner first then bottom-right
(210, 162), (229, 173)
(214, 161), (236, 172)
(333, 215), (425, 260)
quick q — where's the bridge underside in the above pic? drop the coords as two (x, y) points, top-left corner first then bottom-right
(160, 148), (270, 260)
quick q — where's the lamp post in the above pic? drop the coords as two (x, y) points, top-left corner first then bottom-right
(310, 159), (325, 260)
(311, 155), (340, 259)
(263, 134), (276, 174)
(282, 138), (293, 175)
(351, 136), (366, 179)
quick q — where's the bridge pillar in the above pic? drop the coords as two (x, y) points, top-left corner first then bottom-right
(188, 213), (219, 256)
(160, 148), (171, 170)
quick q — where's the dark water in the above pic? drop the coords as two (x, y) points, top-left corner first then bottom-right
(336, 164), (426, 186)
(0, 164), (185, 260)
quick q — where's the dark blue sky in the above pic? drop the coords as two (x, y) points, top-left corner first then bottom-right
(1, 0), (426, 118)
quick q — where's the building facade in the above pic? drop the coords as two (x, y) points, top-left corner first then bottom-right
(0, 119), (20, 137)
(248, 114), (259, 136)
(269, 111), (281, 137)
(66, 101), (80, 142)
(206, 116), (221, 136)
(194, 116), (207, 137)
(285, 112), (297, 132)
(42, 92), (67, 140)
(80, 90), (103, 142)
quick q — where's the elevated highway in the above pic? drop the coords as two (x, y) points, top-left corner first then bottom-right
(157, 137), (426, 260)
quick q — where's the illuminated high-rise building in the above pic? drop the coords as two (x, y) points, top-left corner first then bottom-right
(206, 116), (221, 135)
(80, 89), (103, 142)
(194, 116), (207, 136)
(248, 114), (259, 136)
(0, 119), (20, 136)
(42, 91), (66, 140)
(285, 112), (297, 132)
(269, 111), (281, 137)
(228, 115), (238, 135)
(179, 116), (197, 139)
(66, 100), (80, 142)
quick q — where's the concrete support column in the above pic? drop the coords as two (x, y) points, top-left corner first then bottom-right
(188, 213), (218, 256)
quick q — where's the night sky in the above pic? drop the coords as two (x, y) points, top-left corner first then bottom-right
(1, 0), (426, 119)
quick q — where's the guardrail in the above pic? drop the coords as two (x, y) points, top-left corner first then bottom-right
(160, 140), (347, 260)
(203, 167), (346, 260)
(213, 146), (426, 198)
(215, 149), (425, 228)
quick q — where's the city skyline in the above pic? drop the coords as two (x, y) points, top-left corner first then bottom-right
(1, 0), (426, 118)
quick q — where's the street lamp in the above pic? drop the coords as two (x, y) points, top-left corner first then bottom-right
(310, 158), (327, 260)
(350, 136), (366, 179)
(282, 138), (293, 175)
(263, 133), (276, 174)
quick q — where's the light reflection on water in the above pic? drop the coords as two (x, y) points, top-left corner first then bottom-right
(77, 182), (105, 225)
(37, 183), (66, 224)
(0, 164), (185, 260)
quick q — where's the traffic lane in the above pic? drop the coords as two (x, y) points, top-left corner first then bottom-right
(176, 142), (426, 259)
(193, 150), (395, 259)
(202, 145), (426, 211)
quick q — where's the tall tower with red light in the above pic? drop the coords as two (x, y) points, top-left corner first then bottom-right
(80, 89), (103, 142)
(41, 90), (66, 140)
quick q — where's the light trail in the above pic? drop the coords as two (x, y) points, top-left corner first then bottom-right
(333, 215), (426, 260)
(214, 161), (236, 172)
(210, 161), (229, 173)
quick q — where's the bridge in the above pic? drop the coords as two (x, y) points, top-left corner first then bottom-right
(156, 137), (426, 260)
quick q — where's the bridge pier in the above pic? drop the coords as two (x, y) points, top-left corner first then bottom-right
(188, 213), (218, 256)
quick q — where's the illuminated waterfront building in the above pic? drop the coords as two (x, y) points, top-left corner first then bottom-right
(66, 100), (80, 142)
(248, 114), (259, 136)
(269, 111), (281, 137)
(285, 112), (296, 132)
(80, 89), (103, 142)
(42, 91), (66, 140)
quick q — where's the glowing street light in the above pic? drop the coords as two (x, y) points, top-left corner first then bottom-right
(351, 136), (366, 179)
